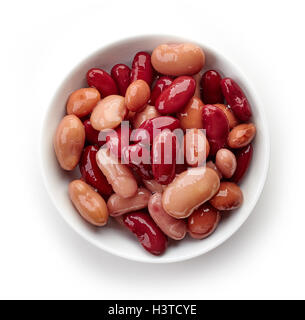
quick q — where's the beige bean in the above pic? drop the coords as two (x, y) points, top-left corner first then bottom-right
(96, 147), (138, 198)
(107, 188), (151, 217)
(132, 105), (160, 128)
(66, 88), (100, 118)
(143, 179), (166, 193)
(214, 104), (239, 129)
(90, 95), (127, 130)
(184, 128), (210, 167)
(125, 80), (150, 112)
(215, 148), (237, 178)
(227, 123), (256, 148)
(209, 182), (243, 210)
(54, 115), (85, 171)
(162, 167), (220, 219)
(69, 180), (108, 226)
(151, 43), (205, 76)
(178, 97), (204, 130)
(148, 193), (187, 240)
(206, 161), (222, 179)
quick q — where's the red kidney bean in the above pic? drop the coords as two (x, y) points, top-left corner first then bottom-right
(201, 70), (224, 104)
(150, 76), (173, 105)
(202, 104), (229, 155)
(105, 124), (131, 159)
(111, 64), (131, 96)
(231, 144), (253, 183)
(122, 144), (153, 180)
(156, 76), (196, 114)
(84, 120), (100, 146)
(136, 116), (181, 144)
(152, 130), (177, 185)
(86, 68), (118, 97)
(122, 212), (168, 256)
(79, 145), (113, 197)
(130, 52), (153, 86)
(220, 78), (252, 122)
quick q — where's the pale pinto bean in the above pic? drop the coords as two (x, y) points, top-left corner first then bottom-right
(96, 147), (138, 198)
(125, 80), (150, 112)
(227, 123), (256, 148)
(178, 97), (204, 130)
(148, 193), (187, 240)
(68, 180), (108, 226)
(107, 188), (151, 217)
(143, 179), (166, 193)
(214, 104), (239, 129)
(66, 88), (100, 118)
(54, 115), (85, 171)
(151, 43), (205, 76)
(209, 182), (243, 210)
(162, 167), (220, 219)
(132, 105), (160, 128)
(206, 161), (223, 179)
(90, 95), (127, 130)
(215, 148), (237, 178)
(184, 128), (210, 167)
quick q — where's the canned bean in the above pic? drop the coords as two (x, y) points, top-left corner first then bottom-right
(215, 148), (237, 178)
(227, 123), (256, 148)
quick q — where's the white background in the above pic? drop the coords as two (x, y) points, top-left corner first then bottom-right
(0, 0), (304, 300)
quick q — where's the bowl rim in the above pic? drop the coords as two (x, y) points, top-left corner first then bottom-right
(40, 34), (270, 264)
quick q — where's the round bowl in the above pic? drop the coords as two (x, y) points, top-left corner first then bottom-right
(40, 35), (270, 263)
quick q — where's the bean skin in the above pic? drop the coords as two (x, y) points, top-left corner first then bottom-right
(231, 144), (253, 183)
(206, 161), (223, 179)
(86, 68), (118, 97)
(111, 64), (131, 96)
(130, 52), (153, 86)
(178, 97), (204, 130)
(125, 80), (150, 112)
(214, 104), (239, 129)
(201, 70), (224, 104)
(132, 105), (160, 129)
(227, 123), (256, 148)
(143, 179), (166, 193)
(150, 76), (173, 105)
(215, 148), (237, 178)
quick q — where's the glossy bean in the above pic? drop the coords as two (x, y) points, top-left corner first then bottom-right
(209, 182), (243, 210)
(69, 180), (108, 226)
(148, 193), (187, 240)
(130, 52), (153, 86)
(193, 72), (202, 98)
(178, 97), (204, 130)
(201, 70), (223, 104)
(66, 88), (100, 118)
(214, 104), (239, 129)
(122, 212), (168, 255)
(132, 105), (160, 129)
(215, 148), (237, 178)
(188, 204), (220, 239)
(90, 95), (127, 130)
(202, 104), (230, 155)
(150, 76), (173, 105)
(125, 80), (150, 112)
(184, 129), (210, 167)
(162, 167), (220, 219)
(231, 144), (253, 183)
(105, 124), (131, 158)
(151, 43), (205, 76)
(96, 148), (138, 198)
(86, 68), (118, 97)
(83, 120), (101, 146)
(111, 64), (131, 96)
(227, 123), (256, 148)
(206, 161), (223, 179)
(54, 115), (85, 170)
(107, 188), (151, 217)
(143, 179), (166, 193)
(221, 78), (252, 122)
(156, 76), (196, 114)
(152, 131), (177, 185)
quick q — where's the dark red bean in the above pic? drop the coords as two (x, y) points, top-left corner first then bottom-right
(155, 76), (196, 114)
(201, 70), (224, 104)
(105, 124), (131, 159)
(220, 78), (252, 122)
(79, 145), (113, 197)
(84, 120), (100, 146)
(202, 104), (230, 155)
(123, 212), (168, 256)
(152, 130), (177, 185)
(122, 144), (153, 180)
(231, 144), (253, 183)
(111, 64), (131, 96)
(136, 116), (181, 144)
(130, 52), (153, 86)
(86, 68), (118, 97)
(150, 76), (173, 105)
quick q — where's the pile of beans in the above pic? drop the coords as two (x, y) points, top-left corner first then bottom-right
(54, 42), (256, 256)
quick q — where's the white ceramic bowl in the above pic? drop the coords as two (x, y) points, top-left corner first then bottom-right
(41, 35), (270, 263)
